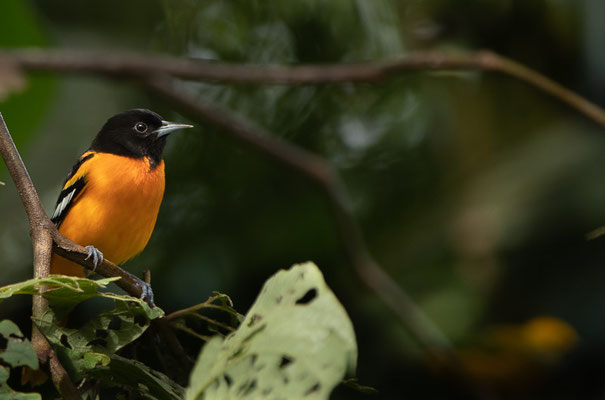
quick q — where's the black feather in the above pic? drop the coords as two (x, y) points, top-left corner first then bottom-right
(51, 153), (94, 227)
(90, 109), (167, 168)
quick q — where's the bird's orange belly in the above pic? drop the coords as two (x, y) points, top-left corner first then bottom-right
(50, 154), (165, 276)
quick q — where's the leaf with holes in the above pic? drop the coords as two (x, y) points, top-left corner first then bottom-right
(88, 355), (185, 400)
(0, 321), (40, 399)
(1, 275), (165, 388)
(0, 320), (38, 370)
(186, 262), (357, 400)
(33, 301), (155, 381)
(0, 366), (41, 400)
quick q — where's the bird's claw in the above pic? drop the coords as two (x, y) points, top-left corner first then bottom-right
(132, 275), (155, 307)
(84, 245), (104, 271)
(82, 245), (154, 307)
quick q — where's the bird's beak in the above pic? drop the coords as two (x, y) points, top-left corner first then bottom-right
(153, 120), (194, 137)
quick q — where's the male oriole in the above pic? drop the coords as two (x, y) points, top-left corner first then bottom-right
(49, 109), (192, 298)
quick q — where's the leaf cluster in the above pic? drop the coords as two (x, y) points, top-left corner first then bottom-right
(0, 263), (362, 399)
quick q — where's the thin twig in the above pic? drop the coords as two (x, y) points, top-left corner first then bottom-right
(2, 49), (605, 128)
(179, 313), (235, 333)
(166, 303), (236, 321)
(0, 114), (79, 400)
(165, 295), (227, 321)
(171, 324), (213, 342)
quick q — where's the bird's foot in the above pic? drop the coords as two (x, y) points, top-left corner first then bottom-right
(131, 274), (155, 307)
(84, 245), (104, 272)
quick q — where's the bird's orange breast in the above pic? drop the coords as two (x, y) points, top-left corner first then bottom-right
(51, 152), (165, 276)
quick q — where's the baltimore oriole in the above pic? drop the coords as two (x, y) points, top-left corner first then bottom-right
(49, 109), (192, 300)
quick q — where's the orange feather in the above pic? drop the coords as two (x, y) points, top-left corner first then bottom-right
(50, 152), (165, 276)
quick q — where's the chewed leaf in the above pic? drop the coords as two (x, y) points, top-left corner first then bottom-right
(0, 275), (163, 382)
(0, 320), (38, 370)
(33, 301), (158, 382)
(0, 321), (40, 399)
(88, 355), (185, 400)
(0, 366), (41, 399)
(186, 262), (357, 400)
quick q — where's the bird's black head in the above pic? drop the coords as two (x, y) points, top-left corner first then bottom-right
(90, 109), (192, 168)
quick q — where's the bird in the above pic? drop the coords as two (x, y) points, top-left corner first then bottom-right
(49, 109), (193, 302)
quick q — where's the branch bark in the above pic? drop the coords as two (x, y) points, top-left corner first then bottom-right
(2, 49), (605, 128)
(0, 114), (79, 399)
(3, 47), (598, 362)
(51, 233), (152, 301)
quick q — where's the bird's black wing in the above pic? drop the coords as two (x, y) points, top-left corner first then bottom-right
(51, 152), (95, 227)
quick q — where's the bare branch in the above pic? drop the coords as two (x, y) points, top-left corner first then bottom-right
(3, 49), (605, 128)
(144, 77), (453, 356)
(4, 47), (597, 362)
(51, 231), (150, 301)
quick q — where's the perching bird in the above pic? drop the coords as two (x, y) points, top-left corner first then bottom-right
(49, 109), (192, 300)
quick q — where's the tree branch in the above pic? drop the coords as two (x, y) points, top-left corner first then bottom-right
(51, 232), (151, 301)
(3, 48), (605, 128)
(3, 47), (597, 362)
(143, 77), (453, 356)
(0, 114), (79, 399)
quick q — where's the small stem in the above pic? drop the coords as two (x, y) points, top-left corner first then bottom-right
(184, 313), (235, 332)
(165, 295), (223, 320)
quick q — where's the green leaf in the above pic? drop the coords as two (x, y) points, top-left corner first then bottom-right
(0, 275), (164, 382)
(34, 301), (153, 356)
(0, 275), (163, 320)
(0, 320), (38, 369)
(185, 262), (357, 400)
(81, 352), (111, 370)
(0, 322), (40, 399)
(33, 298), (160, 382)
(0, 366), (41, 400)
(89, 355), (185, 400)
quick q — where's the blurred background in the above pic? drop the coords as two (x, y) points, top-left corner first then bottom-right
(1, 0), (605, 398)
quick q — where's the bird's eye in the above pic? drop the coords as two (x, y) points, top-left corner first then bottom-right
(134, 122), (148, 133)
